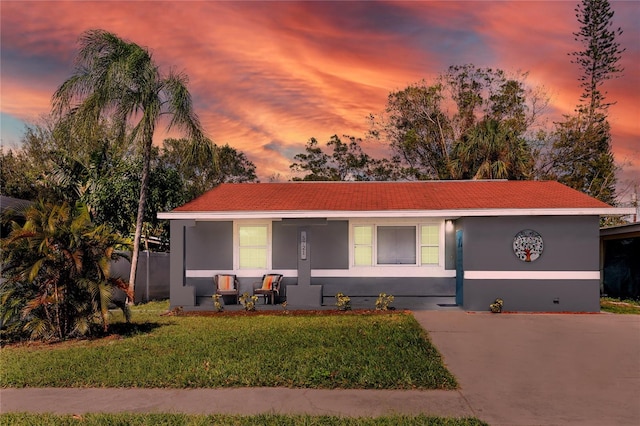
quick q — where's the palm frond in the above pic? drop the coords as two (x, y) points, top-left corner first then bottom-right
(162, 72), (204, 141)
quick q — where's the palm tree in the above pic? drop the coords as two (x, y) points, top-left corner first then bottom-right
(0, 201), (131, 340)
(52, 30), (207, 302)
(451, 119), (533, 180)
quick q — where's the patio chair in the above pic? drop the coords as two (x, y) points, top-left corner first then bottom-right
(214, 274), (239, 304)
(253, 273), (283, 305)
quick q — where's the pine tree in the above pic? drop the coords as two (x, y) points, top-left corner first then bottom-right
(549, 0), (624, 205)
(571, 0), (625, 119)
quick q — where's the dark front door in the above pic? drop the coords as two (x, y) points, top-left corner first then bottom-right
(456, 229), (463, 306)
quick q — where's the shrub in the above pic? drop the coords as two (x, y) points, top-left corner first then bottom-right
(239, 292), (258, 311)
(212, 294), (224, 312)
(335, 292), (351, 311)
(0, 200), (131, 341)
(375, 293), (395, 311)
(490, 298), (504, 313)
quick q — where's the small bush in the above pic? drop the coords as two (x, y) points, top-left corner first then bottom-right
(375, 293), (395, 311)
(212, 294), (224, 312)
(335, 292), (351, 311)
(489, 298), (504, 313)
(239, 292), (258, 311)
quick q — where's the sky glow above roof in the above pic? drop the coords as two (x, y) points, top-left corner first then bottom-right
(1, 1), (638, 198)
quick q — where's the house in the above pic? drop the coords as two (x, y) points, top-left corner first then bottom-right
(158, 181), (633, 312)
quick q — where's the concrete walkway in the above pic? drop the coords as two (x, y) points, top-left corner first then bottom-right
(2, 311), (639, 425)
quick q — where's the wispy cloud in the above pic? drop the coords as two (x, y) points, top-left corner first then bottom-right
(1, 0), (638, 186)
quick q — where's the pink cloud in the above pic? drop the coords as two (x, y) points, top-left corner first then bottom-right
(1, 1), (638, 188)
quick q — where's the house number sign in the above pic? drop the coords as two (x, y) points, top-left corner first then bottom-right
(513, 229), (543, 262)
(300, 231), (307, 260)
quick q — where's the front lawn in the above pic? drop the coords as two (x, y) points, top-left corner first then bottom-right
(1, 302), (457, 390)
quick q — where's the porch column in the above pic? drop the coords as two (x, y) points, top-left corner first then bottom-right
(169, 219), (196, 308)
(285, 223), (324, 307)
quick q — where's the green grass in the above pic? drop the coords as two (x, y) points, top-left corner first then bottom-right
(0, 413), (487, 426)
(600, 297), (640, 314)
(1, 302), (457, 390)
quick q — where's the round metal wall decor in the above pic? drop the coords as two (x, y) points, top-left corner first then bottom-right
(513, 229), (543, 262)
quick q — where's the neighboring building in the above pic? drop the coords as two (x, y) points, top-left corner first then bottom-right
(600, 223), (640, 300)
(158, 181), (633, 312)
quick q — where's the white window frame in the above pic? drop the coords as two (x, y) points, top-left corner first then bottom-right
(350, 219), (444, 270)
(234, 221), (272, 271)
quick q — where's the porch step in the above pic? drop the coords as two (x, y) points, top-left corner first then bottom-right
(196, 296), (214, 308)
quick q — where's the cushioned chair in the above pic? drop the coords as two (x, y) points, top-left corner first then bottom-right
(214, 274), (239, 304)
(253, 274), (283, 305)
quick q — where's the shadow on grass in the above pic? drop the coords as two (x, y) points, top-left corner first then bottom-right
(1, 322), (170, 348)
(105, 321), (167, 338)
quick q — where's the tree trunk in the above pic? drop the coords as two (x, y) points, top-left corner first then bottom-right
(127, 132), (153, 305)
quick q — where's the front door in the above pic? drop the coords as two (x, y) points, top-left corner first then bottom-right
(456, 229), (463, 306)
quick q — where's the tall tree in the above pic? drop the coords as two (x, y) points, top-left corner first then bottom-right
(549, 115), (616, 202)
(290, 135), (410, 182)
(382, 83), (454, 179)
(572, 0), (625, 120)
(161, 138), (257, 200)
(380, 65), (547, 180)
(451, 119), (534, 180)
(52, 30), (206, 302)
(547, 0), (624, 204)
(0, 123), (62, 202)
(290, 137), (336, 181)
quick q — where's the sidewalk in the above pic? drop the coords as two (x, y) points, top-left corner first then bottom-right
(0, 387), (473, 418)
(2, 311), (639, 425)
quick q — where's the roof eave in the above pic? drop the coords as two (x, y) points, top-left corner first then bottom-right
(158, 207), (634, 220)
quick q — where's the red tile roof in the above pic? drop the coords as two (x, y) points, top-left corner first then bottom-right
(172, 181), (612, 213)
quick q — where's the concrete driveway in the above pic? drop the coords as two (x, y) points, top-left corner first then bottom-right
(413, 311), (640, 426)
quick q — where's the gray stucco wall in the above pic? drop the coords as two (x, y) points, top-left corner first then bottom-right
(272, 221), (349, 270)
(319, 277), (454, 298)
(458, 216), (601, 312)
(461, 216), (599, 271)
(185, 221), (233, 270)
(272, 221), (298, 269)
(310, 221), (349, 269)
(464, 280), (600, 312)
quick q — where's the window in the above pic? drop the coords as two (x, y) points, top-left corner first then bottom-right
(352, 222), (441, 267)
(377, 226), (416, 264)
(238, 225), (268, 269)
(354, 226), (373, 266)
(420, 225), (439, 265)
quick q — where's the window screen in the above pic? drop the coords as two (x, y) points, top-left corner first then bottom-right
(354, 225), (373, 266)
(239, 225), (267, 268)
(421, 225), (440, 265)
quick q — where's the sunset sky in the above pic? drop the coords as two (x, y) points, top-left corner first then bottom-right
(1, 1), (638, 199)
